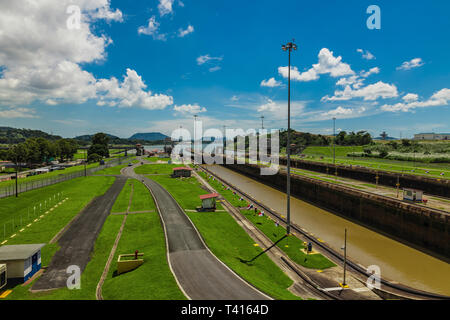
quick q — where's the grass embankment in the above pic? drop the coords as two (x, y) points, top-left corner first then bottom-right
(148, 166), (301, 300)
(146, 157), (171, 162)
(198, 171), (335, 270)
(2, 176), (119, 300)
(0, 162), (101, 188)
(134, 163), (179, 175)
(101, 213), (186, 300)
(6, 215), (124, 300)
(111, 179), (156, 213)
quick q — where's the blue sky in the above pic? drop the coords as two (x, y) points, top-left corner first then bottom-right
(0, 0), (449, 139)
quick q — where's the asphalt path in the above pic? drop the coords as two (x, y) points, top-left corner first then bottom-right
(32, 176), (127, 291)
(122, 163), (269, 300)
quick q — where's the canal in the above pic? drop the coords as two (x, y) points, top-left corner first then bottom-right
(206, 165), (450, 296)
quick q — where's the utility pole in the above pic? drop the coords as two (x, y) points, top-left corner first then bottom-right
(260, 115), (264, 130)
(84, 148), (87, 177)
(282, 40), (297, 235)
(333, 117), (336, 166)
(15, 159), (18, 198)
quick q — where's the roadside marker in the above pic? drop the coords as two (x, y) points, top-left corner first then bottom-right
(10, 234), (16, 238)
(1, 240), (7, 245)
(316, 270), (323, 273)
(33, 219), (38, 222)
(19, 228), (24, 232)
(27, 224), (31, 227)
(253, 243), (259, 247)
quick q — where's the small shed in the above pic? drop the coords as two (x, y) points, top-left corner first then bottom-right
(403, 188), (423, 202)
(0, 264), (6, 290)
(0, 244), (45, 282)
(171, 167), (192, 178)
(199, 193), (219, 210)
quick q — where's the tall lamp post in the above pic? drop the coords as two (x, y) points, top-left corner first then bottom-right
(333, 117), (336, 166)
(282, 40), (297, 235)
(260, 115), (265, 130)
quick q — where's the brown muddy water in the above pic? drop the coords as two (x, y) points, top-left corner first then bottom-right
(207, 165), (450, 296)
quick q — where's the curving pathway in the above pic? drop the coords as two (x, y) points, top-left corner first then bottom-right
(122, 162), (269, 300)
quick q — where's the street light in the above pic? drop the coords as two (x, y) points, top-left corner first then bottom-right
(282, 40), (297, 235)
(333, 117), (336, 166)
(260, 115), (265, 130)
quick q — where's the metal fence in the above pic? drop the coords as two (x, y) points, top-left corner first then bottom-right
(0, 156), (133, 199)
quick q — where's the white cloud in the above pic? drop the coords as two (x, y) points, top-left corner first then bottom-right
(357, 49), (375, 60)
(278, 48), (354, 82)
(95, 68), (173, 110)
(381, 88), (450, 112)
(322, 81), (398, 101)
(260, 77), (282, 87)
(0, 1), (173, 111)
(196, 54), (223, 65)
(360, 67), (380, 78)
(209, 66), (221, 72)
(322, 106), (354, 116)
(256, 99), (306, 120)
(178, 25), (194, 37)
(402, 93), (419, 102)
(397, 58), (425, 70)
(138, 16), (167, 41)
(231, 95), (239, 101)
(0, 107), (39, 119)
(158, 0), (174, 16)
(173, 104), (207, 114)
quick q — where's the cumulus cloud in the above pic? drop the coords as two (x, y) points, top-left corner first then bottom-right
(173, 104), (207, 114)
(381, 88), (450, 112)
(0, 0), (173, 111)
(260, 77), (282, 87)
(397, 58), (425, 70)
(178, 25), (194, 37)
(356, 49), (375, 60)
(0, 107), (39, 119)
(321, 106), (367, 118)
(278, 48), (354, 82)
(322, 81), (398, 102)
(402, 93), (419, 102)
(256, 99), (306, 120)
(95, 69), (173, 110)
(158, 0), (174, 16)
(138, 16), (167, 41)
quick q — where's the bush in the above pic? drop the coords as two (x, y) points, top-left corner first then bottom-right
(88, 153), (102, 163)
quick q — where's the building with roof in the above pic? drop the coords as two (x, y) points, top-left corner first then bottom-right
(199, 193), (219, 211)
(413, 133), (450, 140)
(0, 264), (6, 290)
(171, 167), (192, 178)
(0, 244), (45, 282)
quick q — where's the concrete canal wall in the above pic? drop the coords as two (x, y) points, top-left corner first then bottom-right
(278, 157), (449, 198)
(222, 162), (450, 261)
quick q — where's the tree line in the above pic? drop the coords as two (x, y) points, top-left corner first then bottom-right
(1, 138), (78, 167)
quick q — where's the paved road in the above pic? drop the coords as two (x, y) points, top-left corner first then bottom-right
(32, 176), (127, 291)
(122, 164), (269, 300)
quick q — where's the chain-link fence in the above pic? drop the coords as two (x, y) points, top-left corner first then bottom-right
(0, 156), (133, 199)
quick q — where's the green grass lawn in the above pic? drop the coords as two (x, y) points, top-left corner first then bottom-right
(198, 171), (335, 270)
(297, 145), (450, 178)
(134, 163), (180, 175)
(6, 214), (124, 300)
(111, 179), (156, 213)
(101, 213), (186, 300)
(0, 176), (115, 243)
(149, 171), (301, 300)
(146, 157), (171, 162)
(94, 164), (127, 175)
(0, 162), (100, 188)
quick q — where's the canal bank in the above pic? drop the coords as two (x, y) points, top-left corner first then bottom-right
(206, 165), (450, 296)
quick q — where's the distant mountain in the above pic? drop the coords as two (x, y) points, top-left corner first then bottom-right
(0, 127), (62, 144)
(129, 132), (169, 141)
(74, 133), (120, 142)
